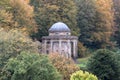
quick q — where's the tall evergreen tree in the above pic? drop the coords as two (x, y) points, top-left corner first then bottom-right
(87, 49), (120, 80)
(113, 0), (120, 47)
(77, 0), (114, 49)
(30, 0), (79, 40)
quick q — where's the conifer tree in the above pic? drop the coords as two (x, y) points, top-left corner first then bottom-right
(113, 0), (120, 47)
(87, 49), (120, 80)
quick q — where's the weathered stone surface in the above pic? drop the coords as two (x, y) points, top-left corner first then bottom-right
(42, 22), (78, 58)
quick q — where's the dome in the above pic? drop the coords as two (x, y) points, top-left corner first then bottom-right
(49, 22), (71, 32)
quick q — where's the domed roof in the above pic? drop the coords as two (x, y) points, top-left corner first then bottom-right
(49, 22), (71, 32)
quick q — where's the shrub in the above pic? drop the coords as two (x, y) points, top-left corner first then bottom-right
(70, 70), (98, 80)
(49, 53), (79, 80)
(0, 29), (38, 76)
(87, 49), (120, 80)
(1, 52), (62, 80)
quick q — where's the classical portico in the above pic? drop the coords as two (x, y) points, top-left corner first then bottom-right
(42, 22), (78, 58)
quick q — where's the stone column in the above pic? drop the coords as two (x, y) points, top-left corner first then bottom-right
(50, 40), (53, 53)
(59, 40), (62, 55)
(73, 40), (77, 58)
(67, 40), (71, 58)
(76, 40), (78, 57)
(42, 40), (47, 54)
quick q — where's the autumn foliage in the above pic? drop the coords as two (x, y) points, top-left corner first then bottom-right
(49, 53), (79, 80)
(0, 0), (37, 35)
(77, 0), (114, 48)
(0, 29), (38, 76)
(0, 10), (17, 30)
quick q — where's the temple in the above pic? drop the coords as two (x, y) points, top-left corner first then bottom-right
(42, 22), (78, 58)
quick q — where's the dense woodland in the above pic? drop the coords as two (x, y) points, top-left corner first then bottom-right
(0, 0), (120, 80)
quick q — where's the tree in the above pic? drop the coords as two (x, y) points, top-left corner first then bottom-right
(77, 0), (114, 49)
(112, 0), (120, 47)
(49, 53), (79, 80)
(87, 49), (120, 80)
(0, 29), (38, 76)
(78, 42), (87, 57)
(1, 52), (62, 80)
(0, 9), (17, 30)
(0, 0), (37, 35)
(8, 0), (37, 35)
(0, 0), (17, 31)
(70, 70), (98, 80)
(30, 0), (79, 40)
(0, 0), (10, 10)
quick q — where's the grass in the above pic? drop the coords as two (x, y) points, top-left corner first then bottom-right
(76, 55), (91, 70)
